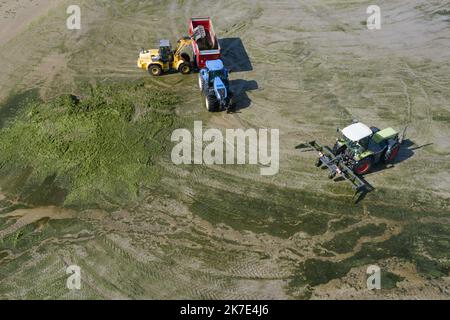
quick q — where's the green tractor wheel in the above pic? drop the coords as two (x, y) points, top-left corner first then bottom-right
(354, 157), (373, 175)
(332, 141), (346, 156)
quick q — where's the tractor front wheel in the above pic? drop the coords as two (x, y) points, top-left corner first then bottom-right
(149, 64), (162, 76)
(179, 63), (191, 75)
(332, 142), (345, 156)
(205, 94), (218, 112)
(354, 157), (372, 175)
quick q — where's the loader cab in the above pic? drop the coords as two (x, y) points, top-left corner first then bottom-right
(158, 39), (173, 63)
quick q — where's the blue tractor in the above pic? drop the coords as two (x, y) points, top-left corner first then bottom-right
(198, 59), (233, 112)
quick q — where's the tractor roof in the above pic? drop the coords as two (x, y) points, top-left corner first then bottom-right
(206, 59), (224, 71)
(342, 122), (372, 142)
(159, 39), (171, 47)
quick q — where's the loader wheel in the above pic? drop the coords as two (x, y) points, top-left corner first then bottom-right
(328, 172), (336, 179)
(205, 94), (218, 112)
(149, 64), (162, 76)
(354, 157), (372, 175)
(179, 63), (191, 75)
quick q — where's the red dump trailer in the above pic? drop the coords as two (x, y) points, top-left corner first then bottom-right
(188, 17), (221, 69)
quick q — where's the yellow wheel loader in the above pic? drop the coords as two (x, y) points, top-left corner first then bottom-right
(137, 38), (194, 76)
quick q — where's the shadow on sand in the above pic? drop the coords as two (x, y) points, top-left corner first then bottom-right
(355, 139), (432, 203)
(368, 139), (431, 175)
(219, 37), (258, 112)
(219, 38), (253, 73)
(229, 79), (258, 112)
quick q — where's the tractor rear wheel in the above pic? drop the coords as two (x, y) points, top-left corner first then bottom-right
(384, 144), (400, 163)
(354, 157), (373, 175)
(205, 94), (218, 112)
(148, 64), (162, 76)
(179, 63), (191, 75)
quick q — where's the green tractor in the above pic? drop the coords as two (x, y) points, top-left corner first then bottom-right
(308, 122), (402, 192)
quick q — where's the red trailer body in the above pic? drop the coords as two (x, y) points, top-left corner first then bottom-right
(188, 17), (221, 69)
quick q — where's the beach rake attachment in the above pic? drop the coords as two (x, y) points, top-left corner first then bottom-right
(308, 140), (369, 197)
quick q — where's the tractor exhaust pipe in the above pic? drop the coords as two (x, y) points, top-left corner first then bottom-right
(399, 125), (408, 144)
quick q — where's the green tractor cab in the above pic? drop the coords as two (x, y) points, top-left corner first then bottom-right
(308, 122), (402, 194)
(331, 122), (400, 174)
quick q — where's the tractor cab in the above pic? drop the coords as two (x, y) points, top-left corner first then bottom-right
(198, 59), (233, 112)
(338, 122), (373, 156)
(202, 60), (229, 85)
